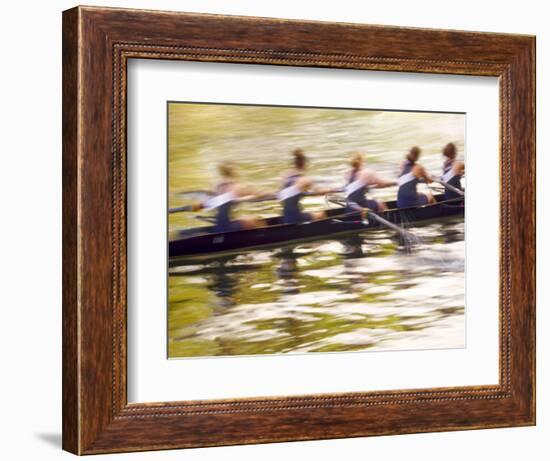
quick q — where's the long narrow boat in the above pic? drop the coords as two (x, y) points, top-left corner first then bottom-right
(169, 193), (463, 263)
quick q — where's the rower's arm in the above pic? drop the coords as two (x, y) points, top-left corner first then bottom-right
(311, 183), (341, 194)
(364, 170), (397, 188)
(454, 160), (465, 175)
(296, 176), (313, 192)
(414, 165), (433, 183)
(305, 177), (329, 194)
(302, 177), (341, 195)
(234, 184), (273, 199)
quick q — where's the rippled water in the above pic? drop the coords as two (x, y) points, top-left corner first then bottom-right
(168, 103), (465, 358)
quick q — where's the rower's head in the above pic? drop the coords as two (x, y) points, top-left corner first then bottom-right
(292, 149), (307, 171)
(407, 146), (422, 163)
(443, 142), (457, 160)
(350, 153), (364, 170)
(217, 162), (237, 179)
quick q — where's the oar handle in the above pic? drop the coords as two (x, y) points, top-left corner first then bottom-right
(433, 179), (464, 196)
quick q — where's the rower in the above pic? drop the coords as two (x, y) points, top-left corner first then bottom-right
(441, 142), (465, 199)
(396, 146), (435, 208)
(345, 153), (396, 217)
(279, 149), (333, 225)
(206, 162), (265, 233)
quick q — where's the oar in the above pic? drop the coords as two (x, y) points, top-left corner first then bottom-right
(170, 188), (345, 213)
(177, 190), (214, 199)
(364, 209), (416, 242)
(240, 189), (344, 204)
(329, 198), (416, 243)
(432, 179), (464, 196)
(169, 204), (202, 214)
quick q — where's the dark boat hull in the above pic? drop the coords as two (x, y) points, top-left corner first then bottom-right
(169, 194), (463, 262)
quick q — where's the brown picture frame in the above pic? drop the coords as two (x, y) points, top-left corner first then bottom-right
(62, 5), (536, 455)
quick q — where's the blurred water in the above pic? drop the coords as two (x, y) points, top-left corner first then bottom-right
(167, 103), (465, 358)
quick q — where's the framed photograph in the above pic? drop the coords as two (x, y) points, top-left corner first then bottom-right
(62, 6), (535, 454)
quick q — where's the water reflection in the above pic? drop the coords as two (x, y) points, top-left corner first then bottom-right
(168, 217), (465, 358)
(275, 247), (301, 295)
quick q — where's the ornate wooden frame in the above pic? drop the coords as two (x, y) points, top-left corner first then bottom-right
(62, 6), (535, 454)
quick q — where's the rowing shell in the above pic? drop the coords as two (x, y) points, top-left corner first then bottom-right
(169, 193), (463, 263)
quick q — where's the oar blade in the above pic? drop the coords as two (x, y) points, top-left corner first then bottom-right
(365, 209), (418, 252)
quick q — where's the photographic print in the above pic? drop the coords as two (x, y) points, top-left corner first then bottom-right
(167, 102), (465, 359)
(62, 8), (535, 452)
